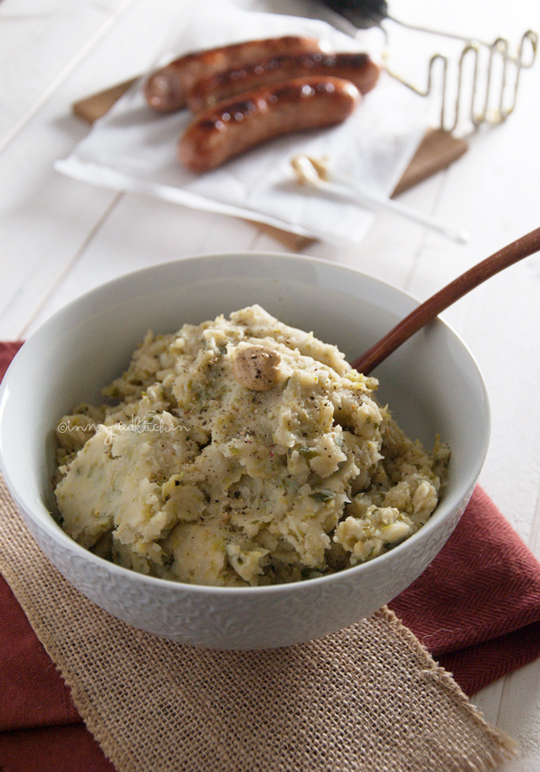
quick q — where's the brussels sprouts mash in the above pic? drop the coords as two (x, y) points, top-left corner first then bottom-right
(54, 305), (449, 587)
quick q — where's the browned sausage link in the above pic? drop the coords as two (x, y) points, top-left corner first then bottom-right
(178, 76), (361, 173)
(144, 36), (330, 113)
(188, 52), (380, 113)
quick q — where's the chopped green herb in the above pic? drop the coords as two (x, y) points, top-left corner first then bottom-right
(309, 489), (336, 502)
(298, 447), (319, 459)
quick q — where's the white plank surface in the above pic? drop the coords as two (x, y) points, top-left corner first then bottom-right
(1, 0), (540, 767)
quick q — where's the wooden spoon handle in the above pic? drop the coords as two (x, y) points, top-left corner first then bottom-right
(351, 226), (540, 375)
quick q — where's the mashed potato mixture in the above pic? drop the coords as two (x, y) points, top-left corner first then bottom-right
(54, 305), (449, 587)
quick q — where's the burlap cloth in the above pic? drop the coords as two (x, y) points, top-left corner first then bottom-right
(0, 475), (518, 772)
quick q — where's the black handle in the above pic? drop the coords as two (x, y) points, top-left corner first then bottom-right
(314, 0), (389, 29)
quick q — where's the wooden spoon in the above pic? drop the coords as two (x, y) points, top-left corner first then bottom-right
(351, 226), (540, 375)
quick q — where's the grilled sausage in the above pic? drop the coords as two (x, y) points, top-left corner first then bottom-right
(187, 52), (380, 113)
(144, 35), (330, 113)
(178, 76), (361, 173)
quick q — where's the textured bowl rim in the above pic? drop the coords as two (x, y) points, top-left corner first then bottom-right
(0, 250), (491, 597)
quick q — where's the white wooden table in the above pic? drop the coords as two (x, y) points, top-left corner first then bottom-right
(1, 0), (539, 767)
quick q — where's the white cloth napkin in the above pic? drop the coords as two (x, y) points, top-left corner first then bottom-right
(55, 1), (429, 246)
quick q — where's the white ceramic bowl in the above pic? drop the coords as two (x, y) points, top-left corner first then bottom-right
(0, 252), (490, 650)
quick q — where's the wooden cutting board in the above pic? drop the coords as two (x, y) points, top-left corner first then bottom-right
(73, 78), (468, 250)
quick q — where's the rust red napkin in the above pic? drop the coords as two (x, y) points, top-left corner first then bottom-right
(389, 485), (540, 694)
(2, 341), (540, 772)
